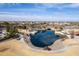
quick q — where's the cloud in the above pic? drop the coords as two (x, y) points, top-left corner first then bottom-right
(35, 3), (57, 8)
(68, 3), (79, 8)
(0, 3), (79, 21)
(0, 13), (79, 22)
(34, 3), (79, 10)
(34, 3), (76, 11)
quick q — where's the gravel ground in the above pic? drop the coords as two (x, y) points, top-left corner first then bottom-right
(0, 38), (79, 56)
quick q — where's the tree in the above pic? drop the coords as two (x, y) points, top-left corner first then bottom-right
(3, 22), (18, 38)
(3, 22), (10, 32)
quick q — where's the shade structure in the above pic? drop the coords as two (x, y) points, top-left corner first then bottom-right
(30, 30), (60, 47)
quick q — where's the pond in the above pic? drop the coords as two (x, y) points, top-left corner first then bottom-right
(30, 29), (60, 48)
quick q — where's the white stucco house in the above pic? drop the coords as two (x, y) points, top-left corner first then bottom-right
(0, 27), (7, 39)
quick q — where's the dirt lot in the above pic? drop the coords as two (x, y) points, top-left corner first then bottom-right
(0, 39), (79, 56)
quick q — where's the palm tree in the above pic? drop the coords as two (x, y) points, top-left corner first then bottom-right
(2, 22), (18, 38)
(2, 22), (10, 32)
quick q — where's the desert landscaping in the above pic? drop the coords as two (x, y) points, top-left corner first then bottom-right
(0, 38), (79, 56)
(0, 22), (79, 56)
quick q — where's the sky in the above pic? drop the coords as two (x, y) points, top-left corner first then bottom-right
(0, 3), (79, 21)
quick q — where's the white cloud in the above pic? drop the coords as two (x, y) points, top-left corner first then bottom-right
(34, 3), (57, 9)
(68, 3), (79, 7)
(0, 13), (79, 22)
(0, 3), (79, 21)
(34, 3), (79, 10)
(35, 3), (79, 10)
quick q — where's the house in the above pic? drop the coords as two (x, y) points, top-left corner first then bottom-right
(0, 26), (7, 39)
(64, 26), (79, 36)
